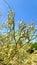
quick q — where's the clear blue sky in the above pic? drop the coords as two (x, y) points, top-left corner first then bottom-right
(0, 0), (37, 27)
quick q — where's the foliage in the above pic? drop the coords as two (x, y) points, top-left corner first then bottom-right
(31, 42), (37, 50)
(0, 0), (37, 65)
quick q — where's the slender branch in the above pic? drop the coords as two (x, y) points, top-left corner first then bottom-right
(2, 0), (12, 11)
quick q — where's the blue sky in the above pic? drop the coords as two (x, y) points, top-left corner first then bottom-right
(0, 0), (37, 28)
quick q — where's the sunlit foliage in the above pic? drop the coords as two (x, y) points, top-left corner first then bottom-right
(0, 0), (37, 65)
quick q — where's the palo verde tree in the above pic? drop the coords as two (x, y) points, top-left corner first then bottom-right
(0, 1), (37, 65)
(0, 0), (37, 48)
